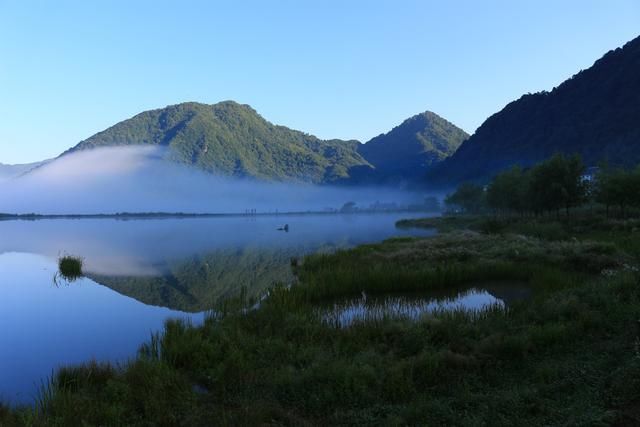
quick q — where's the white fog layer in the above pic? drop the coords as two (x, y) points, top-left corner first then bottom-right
(0, 146), (431, 215)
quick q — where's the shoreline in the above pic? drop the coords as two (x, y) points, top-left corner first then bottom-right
(0, 210), (440, 222)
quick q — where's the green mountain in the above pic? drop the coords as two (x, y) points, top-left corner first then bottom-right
(68, 101), (372, 184)
(431, 35), (640, 184)
(356, 111), (468, 184)
(66, 101), (465, 185)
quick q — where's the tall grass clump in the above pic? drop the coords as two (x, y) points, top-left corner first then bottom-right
(58, 255), (83, 281)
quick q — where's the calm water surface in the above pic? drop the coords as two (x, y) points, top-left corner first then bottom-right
(0, 213), (434, 403)
(319, 282), (532, 328)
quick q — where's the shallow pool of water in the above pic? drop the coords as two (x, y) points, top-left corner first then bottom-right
(318, 282), (531, 328)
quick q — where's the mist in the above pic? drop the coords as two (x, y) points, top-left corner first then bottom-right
(0, 146), (436, 215)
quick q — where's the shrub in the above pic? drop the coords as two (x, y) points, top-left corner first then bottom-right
(58, 255), (83, 281)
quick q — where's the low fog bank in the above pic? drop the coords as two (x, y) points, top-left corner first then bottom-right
(0, 146), (443, 215)
(0, 213), (435, 276)
(0, 162), (43, 183)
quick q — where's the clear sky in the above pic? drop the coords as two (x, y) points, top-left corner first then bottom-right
(1, 0), (638, 164)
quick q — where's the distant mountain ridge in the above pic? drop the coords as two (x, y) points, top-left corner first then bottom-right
(0, 160), (49, 181)
(431, 35), (640, 184)
(67, 101), (371, 184)
(64, 101), (465, 185)
(10, 35), (640, 188)
(355, 111), (468, 184)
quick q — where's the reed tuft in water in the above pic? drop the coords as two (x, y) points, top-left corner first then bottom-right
(57, 255), (84, 281)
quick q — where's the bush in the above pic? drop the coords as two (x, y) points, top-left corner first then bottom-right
(478, 218), (507, 234)
(58, 255), (83, 281)
(510, 221), (568, 241)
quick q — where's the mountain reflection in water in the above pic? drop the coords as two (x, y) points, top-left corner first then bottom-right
(0, 213), (433, 403)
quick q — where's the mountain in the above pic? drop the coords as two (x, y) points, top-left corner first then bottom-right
(356, 111), (468, 184)
(0, 161), (48, 182)
(431, 35), (640, 184)
(65, 101), (464, 185)
(67, 101), (372, 184)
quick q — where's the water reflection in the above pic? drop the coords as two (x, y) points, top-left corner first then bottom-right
(0, 252), (204, 404)
(319, 282), (531, 328)
(53, 255), (85, 286)
(0, 214), (433, 278)
(0, 213), (434, 403)
(1, 214), (434, 311)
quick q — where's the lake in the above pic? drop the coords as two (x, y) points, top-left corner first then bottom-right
(0, 212), (435, 404)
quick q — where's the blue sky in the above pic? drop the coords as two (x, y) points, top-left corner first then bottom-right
(1, 0), (638, 164)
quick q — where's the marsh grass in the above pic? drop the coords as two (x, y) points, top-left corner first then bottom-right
(400, 214), (640, 244)
(318, 290), (506, 328)
(8, 271), (638, 425)
(5, 214), (640, 425)
(57, 255), (83, 282)
(20, 270), (640, 425)
(291, 231), (611, 303)
(0, 403), (16, 425)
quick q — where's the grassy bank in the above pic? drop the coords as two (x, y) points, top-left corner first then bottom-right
(398, 214), (640, 241)
(3, 215), (640, 425)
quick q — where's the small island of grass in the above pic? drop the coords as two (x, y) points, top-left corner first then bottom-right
(58, 255), (83, 281)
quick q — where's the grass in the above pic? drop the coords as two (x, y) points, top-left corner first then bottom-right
(11, 272), (640, 425)
(398, 213), (640, 245)
(291, 230), (620, 302)
(3, 213), (640, 425)
(57, 255), (83, 282)
(316, 291), (507, 328)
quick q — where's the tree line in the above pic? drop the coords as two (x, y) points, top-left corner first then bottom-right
(445, 154), (640, 218)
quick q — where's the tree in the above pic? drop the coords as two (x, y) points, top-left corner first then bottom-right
(423, 196), (441, 212)
(596, 166), (640, 218)
(445, 183), (486, 214)
(561, 154), (587, 214)
(630, 166), (640, 212)
(486, 166), (530, 215)
(340, 201), (357, 213)
(527, 154), (586, 216)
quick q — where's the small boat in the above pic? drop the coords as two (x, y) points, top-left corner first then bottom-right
(277, 224), (289, 232)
